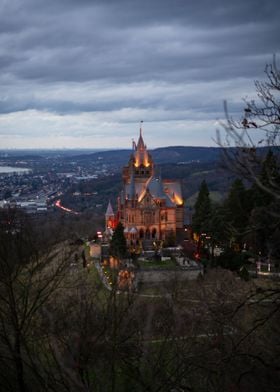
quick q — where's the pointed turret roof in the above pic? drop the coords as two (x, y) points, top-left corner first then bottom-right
(133, 124), (153, 168)
(105, 201), (114, 216)
(136, 126), (146, 151)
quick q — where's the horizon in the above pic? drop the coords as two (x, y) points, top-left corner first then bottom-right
(0, 144), (273, 154)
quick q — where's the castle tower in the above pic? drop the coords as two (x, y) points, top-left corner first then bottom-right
(105, 201), (116, 230)
(106, 126), (184, 249)
(122, 125), (154, 184)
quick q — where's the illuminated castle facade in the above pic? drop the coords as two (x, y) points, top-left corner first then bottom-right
(105, 127), (184, 246)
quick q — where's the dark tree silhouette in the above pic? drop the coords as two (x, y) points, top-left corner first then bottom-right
(218, 57), (280, 198)
(192, 180), (212, 235)
(110, 222), (127, 259)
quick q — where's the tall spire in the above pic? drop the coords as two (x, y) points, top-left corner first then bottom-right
(137, 121), (145, 151)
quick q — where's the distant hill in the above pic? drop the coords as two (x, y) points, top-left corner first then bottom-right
(2, 146), (273, 166)
(71, 146), (224, 166)
(152, 146), (222, 164)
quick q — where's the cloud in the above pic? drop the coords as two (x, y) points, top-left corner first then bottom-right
(0, 0), (279, 148)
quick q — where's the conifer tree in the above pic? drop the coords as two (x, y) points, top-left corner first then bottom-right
(249, 150), (280, 255)
(252, 149), (280, 207)
(223, 179), (250, 247)
(110, 222), (127, 259)
(192, 180), (211, 235)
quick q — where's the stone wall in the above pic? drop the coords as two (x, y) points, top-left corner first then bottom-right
(136, 267), (202, 286)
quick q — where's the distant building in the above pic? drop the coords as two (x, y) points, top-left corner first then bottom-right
(105, 126), (184, 248)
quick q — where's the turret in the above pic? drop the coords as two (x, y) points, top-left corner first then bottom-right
(105, 201), (117, 229)
(122, 124), (154, 183)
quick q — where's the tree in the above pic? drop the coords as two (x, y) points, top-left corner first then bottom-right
(0, 207), (75, 392)
(192, 180), (212, 235)
(223, 179), (251, 248)
(218, 57), (280, 198)
(247, 150), (280, 255)
(251, 149), (280, 207)
(218, 58), (280, 256)
(110, 222), (127, 259)
(212, 59), (280, 390)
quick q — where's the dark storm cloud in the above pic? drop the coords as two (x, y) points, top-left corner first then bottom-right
(0, 0), (279, 147)
(1, 0), (279, 83)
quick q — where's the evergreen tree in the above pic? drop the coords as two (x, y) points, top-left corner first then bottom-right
(208, 204), (227, 245)
(249, 150), (280, 255)
(252, 149), (280, 207)
(110, 222), (127, 259)
(192, 180), (211, 235)
(223, 179), (251, 247)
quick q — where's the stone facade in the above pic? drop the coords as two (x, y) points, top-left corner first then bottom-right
(105, 127), (184, 247)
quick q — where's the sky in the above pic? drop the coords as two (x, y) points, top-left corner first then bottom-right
(0, 0), (279, 149)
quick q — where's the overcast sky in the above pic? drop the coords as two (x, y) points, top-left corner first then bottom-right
(0, 0), (279, 149)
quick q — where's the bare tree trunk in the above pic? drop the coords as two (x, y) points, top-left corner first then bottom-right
(14, 332), (26, 392)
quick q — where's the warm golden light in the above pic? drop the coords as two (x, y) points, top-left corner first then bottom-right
(143, 159), (150, 167)
(173, 193), (183, 205)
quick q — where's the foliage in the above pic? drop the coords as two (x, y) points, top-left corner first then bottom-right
(222, 178), (251, 246)
(192, 180), (212, 234)
(0, 208), (75, 392)
(0, 209), (280, 391)
(110, 222), (127, 259)
(163, 229), (176, 247)
(214, 57), (280, 260)
(215, 247), (247, 271)
(201, 152), (280, 263)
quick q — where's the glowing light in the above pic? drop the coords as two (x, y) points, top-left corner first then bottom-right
(143, 158), (150, 167)
(134, 151), (150, 168)
(55, 199), (80, 215)
(173, 193), (183, 205)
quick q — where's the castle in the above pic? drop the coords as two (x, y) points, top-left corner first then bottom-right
(105, 126), (184, 248)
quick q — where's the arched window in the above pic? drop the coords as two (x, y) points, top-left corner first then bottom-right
(139, 229), (144, 239)
(152, 228), (157, 239)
